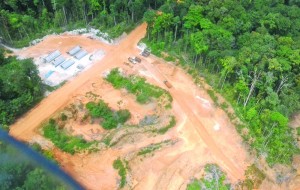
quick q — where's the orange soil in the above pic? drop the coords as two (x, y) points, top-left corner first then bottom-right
(10, 23), (250, 189)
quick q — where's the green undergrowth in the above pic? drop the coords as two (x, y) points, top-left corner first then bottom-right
(113, 158), (128, 188)
(106, 68), (172, 106)
(43, 119), (97, 154)
(86, 100), (131, 130)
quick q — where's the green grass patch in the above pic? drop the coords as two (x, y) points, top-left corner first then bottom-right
(86, 100), (131, 130)
(297, 127), (300, 136)
(106, 68), (172, 105)
(113, 158), (127, 188)
(43, 120), (96, 154)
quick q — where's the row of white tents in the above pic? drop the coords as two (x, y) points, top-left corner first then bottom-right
(43, 46), (88, 70)
(68, 45), (88, 59)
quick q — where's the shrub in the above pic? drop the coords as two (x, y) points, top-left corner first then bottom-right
(116, 110), (131, 123)
(60, 113), (68, 121)
(86, 100), (131, 130)
(43, 120), (96, 154)
(113, 159), (127, 188)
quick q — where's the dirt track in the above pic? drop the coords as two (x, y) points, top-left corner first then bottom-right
(9, 23), (249, 189)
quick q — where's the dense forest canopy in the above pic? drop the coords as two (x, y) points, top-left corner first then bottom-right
(0, 49), (44, 128)
(0, 140), (68, 190)
(0, 0), (166, 46)
(0, 0), (299, 166)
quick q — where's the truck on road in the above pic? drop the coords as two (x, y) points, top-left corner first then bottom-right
(134, 56), (141, 63)
(164, 80), (172, 88)
(128, 56), (142, 64)
(128, 57), (135, 63)
(141, 49), (150, 57)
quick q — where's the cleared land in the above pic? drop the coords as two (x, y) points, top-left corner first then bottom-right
(9, 23), (249, 190)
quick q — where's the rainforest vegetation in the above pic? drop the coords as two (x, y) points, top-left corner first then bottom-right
(0, 49), (44, 128)
(0, 140), (68, 190)
(86, 100), (131, 129)
(0, 0), (163, 47)
(0, 0), (299, 167)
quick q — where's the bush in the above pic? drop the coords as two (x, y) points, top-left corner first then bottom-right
(86, 100), (131, 130)
(43, 120), (96, 154)
(113, 159), (127, 188)
(116, 110), (131, 123)
(60, 113), (68, 121)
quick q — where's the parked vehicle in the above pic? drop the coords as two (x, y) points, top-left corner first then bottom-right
(141, 50), (150, 57)
(128, 57), (135, 63)
(134, 56), (141, 63)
